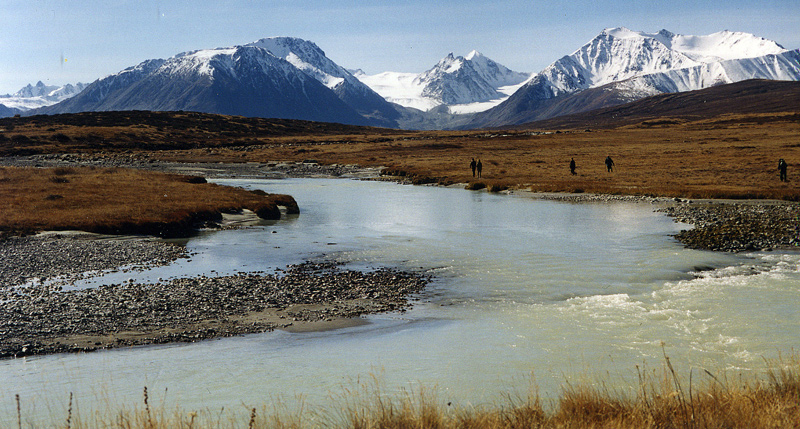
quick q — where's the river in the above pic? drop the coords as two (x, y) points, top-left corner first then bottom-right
(2, 178), (798, 424)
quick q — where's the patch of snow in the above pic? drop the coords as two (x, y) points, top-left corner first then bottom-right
(0, 81), (88, 111)
(356, 71), (439, 111)
(447, 80), (528, 114)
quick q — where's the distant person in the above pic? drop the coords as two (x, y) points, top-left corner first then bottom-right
(569, 158), (577, 175)
(476, 159), (482, 178)
(470, 158), (477, 177)
(605, 156), (614, 172)
(779, 158), (788, 182)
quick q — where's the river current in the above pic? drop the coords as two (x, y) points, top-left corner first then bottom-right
(2, 178), (799, 423)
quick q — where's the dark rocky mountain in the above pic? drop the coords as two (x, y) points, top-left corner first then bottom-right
(514, 79), (800, 130)
(246, 37), (401, 127)
(34, 43), (381, 127)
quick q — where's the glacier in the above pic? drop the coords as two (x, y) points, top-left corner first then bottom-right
(355, 51), (530, 114)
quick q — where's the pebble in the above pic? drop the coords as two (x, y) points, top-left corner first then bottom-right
(660, 202), (800, 252)
(0, 257), (430, 358)
(0, 234), (188, 288)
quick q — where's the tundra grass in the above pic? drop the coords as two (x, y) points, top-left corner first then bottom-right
(0, 166), (294, 237)
(3, 111), (799, 200)
(162, 112), (800, 201)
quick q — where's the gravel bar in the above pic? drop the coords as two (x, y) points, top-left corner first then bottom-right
(660, 201), (800, 252)
(0, 261), (430, 358)
(0, 234), (188, 288)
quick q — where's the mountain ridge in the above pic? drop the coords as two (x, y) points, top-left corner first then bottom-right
(467, 27), (800, 128)
(355, 51), (529, 114)
(513, 79), (800, 130)
(32, 42), (377, 126)
(10, 28), (800, 129)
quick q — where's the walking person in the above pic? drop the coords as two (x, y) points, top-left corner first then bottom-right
(569, 158), (577, 175)
(470, 158), (477, 177)
(778, 158), (788, 182)
(605, 156), (614, 172)
(476, 159), (482, 178)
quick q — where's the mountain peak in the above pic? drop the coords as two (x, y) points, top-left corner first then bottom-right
(465, 50), (483, 60)
(247, 36), (326, 59)
(469, 27), (800, 128)
(602, 27), (636, 38)
(657, 29), (675, 39)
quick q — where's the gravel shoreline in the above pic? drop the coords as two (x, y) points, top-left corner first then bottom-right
(515, 191), (800, 252)
(659, 201), (800, 252)
(0, 152), (383, 179)
(0, 260), (429, 358)
(0, 233), (189, 288)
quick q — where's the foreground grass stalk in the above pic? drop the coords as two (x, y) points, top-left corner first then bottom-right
(9, 355), (799, 428)
(66, 392), (73, 429)
(15, 394), (20, 429)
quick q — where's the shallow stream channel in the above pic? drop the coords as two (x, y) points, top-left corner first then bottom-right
(2, 178), (799, 423)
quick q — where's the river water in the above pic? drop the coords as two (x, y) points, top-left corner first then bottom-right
(2, 178), (799, 423)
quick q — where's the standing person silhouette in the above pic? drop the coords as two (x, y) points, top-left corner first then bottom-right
(605, 156), (614, 172)
(470, 158), (477, 177)
(569, 158), (577, 175)
(779, 158), (788, 182)
(476, 159), (482, 178)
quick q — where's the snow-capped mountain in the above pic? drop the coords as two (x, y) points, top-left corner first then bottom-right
(356, 51), (529, 114)
(246, 37), (400, 125)
(18, 29), (800, 129)
(0, 81), (87, 113)
(469, 27), (800, 127)
(34, 40), (385, 126)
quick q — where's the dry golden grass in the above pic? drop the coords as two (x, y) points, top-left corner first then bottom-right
(0, 166), (295, 236)
(3, 110), (799, 200)
(161, 112), (800, 200)
(15, 354), (799, 428)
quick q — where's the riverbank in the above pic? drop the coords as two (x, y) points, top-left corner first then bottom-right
(0, 239), (430, 357)
(3, 152), (798, 253)
(514, 191), (800, 252)
(0, 165), (299, 238)
(1, 156), (797, 359)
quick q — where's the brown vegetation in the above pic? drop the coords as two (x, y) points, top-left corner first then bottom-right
(0, 166), (295, 237)
(160, 112), (800, 200)
(2, 81), (799, 201)
(13, 354), (799, 428)
(0, 110), (402, 156)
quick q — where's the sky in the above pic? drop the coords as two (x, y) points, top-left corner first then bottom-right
(1, 0), (799, 94)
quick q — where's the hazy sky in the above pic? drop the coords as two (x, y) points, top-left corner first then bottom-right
(2, 0), (799, 94)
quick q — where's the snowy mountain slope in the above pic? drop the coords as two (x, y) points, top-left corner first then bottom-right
(35, 44), (373, 126)
(0, 81), (87, 113)
(535, 27), (792, 96)
(248, 37), (348, 89)
(469, 27), (800, 127)
(354, 71), (439, 111)
(246, 37), (400, 126)
(356, 51), (530, 114)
